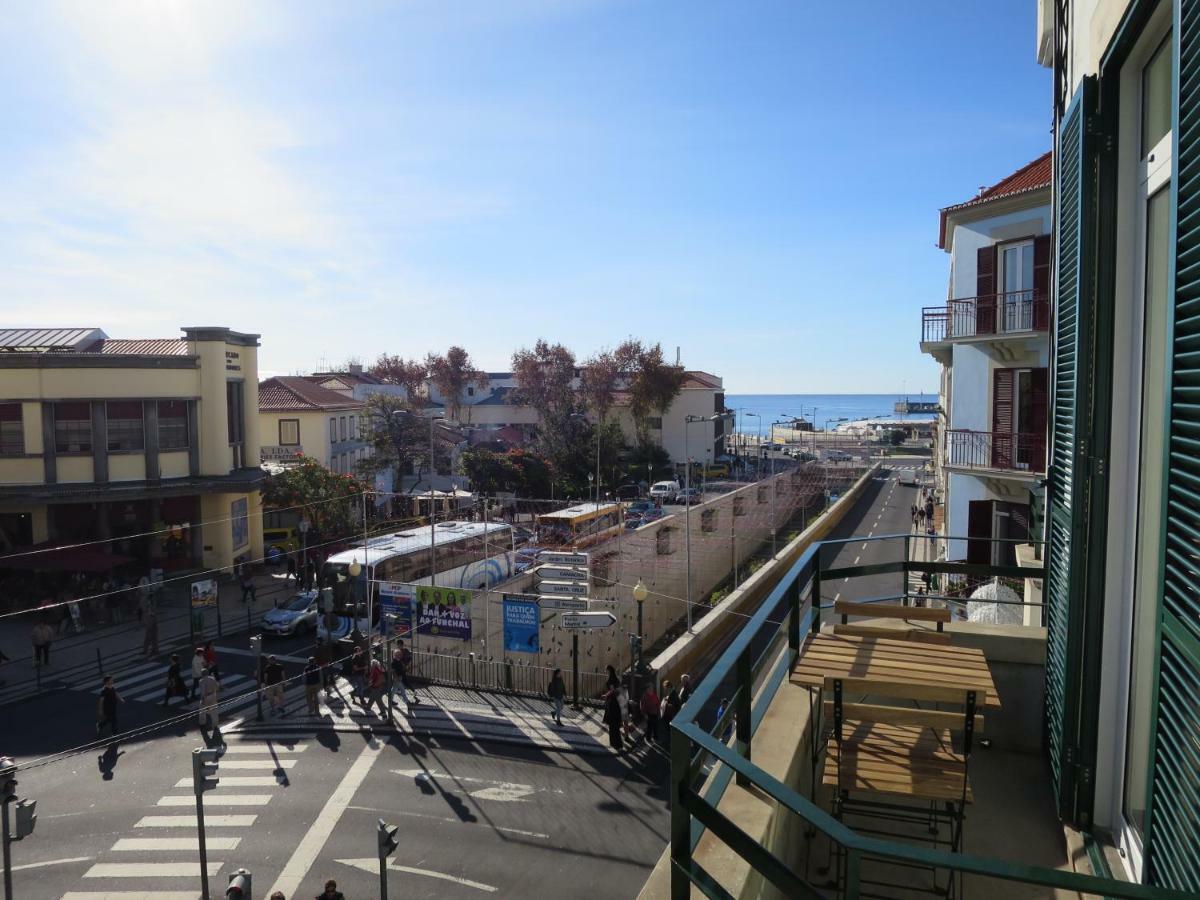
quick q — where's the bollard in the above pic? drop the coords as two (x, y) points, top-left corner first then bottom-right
(469, 652), (476, 689)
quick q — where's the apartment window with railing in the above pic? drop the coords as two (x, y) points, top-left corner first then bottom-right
(106, 401), (145, 452)
(0, 403), (23, 455)
(157, 400), (189, 450)
(54, 402), (92, 453)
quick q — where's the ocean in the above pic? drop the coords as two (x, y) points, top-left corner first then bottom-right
(725, 394), (937, 434)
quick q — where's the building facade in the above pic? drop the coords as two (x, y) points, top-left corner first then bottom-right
(258, 376), (370, 475)
(0, 326), (265, 574)
(921, 155), (1053, 565)
(1035, 0), (1199, 889)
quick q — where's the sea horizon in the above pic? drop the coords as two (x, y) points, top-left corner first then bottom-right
(725, 392), (937, 434)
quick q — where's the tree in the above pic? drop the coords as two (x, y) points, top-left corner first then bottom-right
(368, 354), (428, 400)
(511, 340), (580, 474)
(357, 394), (431, 484)
(426, 346), (488, 423)
(615, 339), (686, 447)
(579, 349), (622, 424)
(889, 429), (907, 446)
(263, 457), (368, 542)
(461, 447), (552, 498)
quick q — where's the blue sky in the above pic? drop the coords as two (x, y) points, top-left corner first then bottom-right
(0, 1), (1050, 392)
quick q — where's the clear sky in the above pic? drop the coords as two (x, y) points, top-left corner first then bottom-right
(0, 1), (1050, 393)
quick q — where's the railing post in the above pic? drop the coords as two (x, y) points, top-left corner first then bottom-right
(787, 572), (801, 655)
(904, 533), (912, 602)
(735, 646), (753, 786)
(843, 848), (861, 899)
(810, 550), (822, 635)
(669, 726), (693, 900)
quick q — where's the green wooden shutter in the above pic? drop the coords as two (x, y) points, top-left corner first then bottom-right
(1146, 2), (1200, 889)
(1044, 76), (1098, 823)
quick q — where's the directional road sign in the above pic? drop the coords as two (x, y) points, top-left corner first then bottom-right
(539, 596), (589, 611)
(560, 611), (616, 629)
(538, 579), (588, 596)
(534, 564), (589, 582)
(539, 550), (589, 567)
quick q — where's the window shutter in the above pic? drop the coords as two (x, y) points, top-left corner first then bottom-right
(976, 246), (997, 335)
(1030, 367), (1048, 471)
(1034, 234), (1052, 330)
(1147, 6), (1200, 890)
(1044, 76), (1099, 825)
(991, 368), (1015, 468)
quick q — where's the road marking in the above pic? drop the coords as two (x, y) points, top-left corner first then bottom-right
(219, 743), (308, 753)
(853, 555), (860, 565)
(113, 837), (241, 851)
(867, 531), (873, 538)
(216, 646), (309, 664)
(9, 856), (92, 871)
(130, 675), (251, 704)
(62, 894), (202, 899)
(833, 593), (841, 604)
(157, 794), (272, 807)
(347, 806), (550, 839)
(336, 858), (497, 893)
(267, 739), (383, 896)
(175, 776), (282, 788)
(135, 814), (256, 827)
(392, 768), (564, 794)
(84, 862), (223, 877)
(216, 759), (297, 770)
(90, 665), (168, 693)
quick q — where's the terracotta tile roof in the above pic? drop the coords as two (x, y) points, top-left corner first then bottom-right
(938, 152), (1052, 248)
(85, 338), (190, 356)
(258, 376), (364, 412)
(682, 370), (722, 390)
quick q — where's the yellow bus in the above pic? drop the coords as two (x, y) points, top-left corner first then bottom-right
(535, 502), (623, 548)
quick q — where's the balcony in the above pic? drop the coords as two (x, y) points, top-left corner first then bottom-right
(945, 429), (1045, 476)
(921, 291), (1050, 362)
(652, 535), (1178, 900)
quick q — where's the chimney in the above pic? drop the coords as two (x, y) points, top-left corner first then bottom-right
(349, 363), (363, 376)
(675, 346), (680, 366)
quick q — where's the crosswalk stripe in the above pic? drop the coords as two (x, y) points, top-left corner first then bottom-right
(83, 862), (222, 877)
(174, 776), (281, 788)
(135, 815), (256, 827)
(88, 664), (167, 693)
(129, 674), (250, 704)
(157, 795), (272, 807)
(62, 893), (203, 899)
(217, 759), (297, 770)
(113, 837), (241, 851)
(219, 743), (307, 753)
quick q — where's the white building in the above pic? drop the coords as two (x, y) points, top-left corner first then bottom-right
(920, 153), (1051, 563)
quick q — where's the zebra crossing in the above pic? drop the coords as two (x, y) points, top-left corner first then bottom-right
(68, 657), (260, 715)
(58, 739), (307, 899)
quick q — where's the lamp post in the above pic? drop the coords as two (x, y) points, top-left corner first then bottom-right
(633, 578), (647, 698)
(744, 412), (762, 480)
(297, 517), (310, 590)
(348, 556), (363, 646)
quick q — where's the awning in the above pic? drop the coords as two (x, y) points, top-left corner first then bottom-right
(0, 542), (136, 573)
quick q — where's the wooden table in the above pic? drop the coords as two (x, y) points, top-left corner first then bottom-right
(791, 632), (1001, 709)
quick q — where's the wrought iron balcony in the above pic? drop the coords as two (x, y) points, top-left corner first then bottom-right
(922, 290), (1050, 345)
(945, 429), (1046, 474)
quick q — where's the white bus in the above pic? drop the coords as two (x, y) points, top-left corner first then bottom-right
(317, 521), (514, 639)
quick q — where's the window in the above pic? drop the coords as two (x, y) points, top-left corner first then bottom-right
(279, 419), (300, 446)
(54, 402), (92, 453)
(226, 381), (244, 445)
(330, 417), (337, 443)
(349, 415), (356, 440)
(645, 416), (663, 430)
(106, 401), (145, 452)
(157, 400), (189, 450)
(467, 386), (475, 397)
(340, 416), (347, 441)
(0, 404), (23, 454)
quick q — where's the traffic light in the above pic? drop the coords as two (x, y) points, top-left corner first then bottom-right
(226, 868), (251, 898)
(192, 747), (220, 795)
(378, 817), (399, 858)
(13, 799), (37, 840)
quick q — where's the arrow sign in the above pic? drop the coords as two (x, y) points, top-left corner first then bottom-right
(534, 564), (589, 582)
(560, 611), (616, 629)
(539, 550), (589, 566)
(539, 595), (588, 611)
(537, 579), (588, 596)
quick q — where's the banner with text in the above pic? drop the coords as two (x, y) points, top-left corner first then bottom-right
(378, 582), (415, 637)
(502, 594), (540, 654)
(415, 585), (473, 641)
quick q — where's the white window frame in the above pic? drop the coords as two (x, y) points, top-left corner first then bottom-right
(329, 417), (337, 443)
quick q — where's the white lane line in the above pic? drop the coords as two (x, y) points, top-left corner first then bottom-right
(348, 806), (551, 839)
(90, 665), (168, 693)
(175, 776), (282, 788)
(62, 894), (202, 899)
(853, 555), (860, 565)
(216, 646), (309, 664)
(113, 837), (241, 851)
(335, 858), (497, 893)
(220, 744), (308, 753)
(84, 862), (223, 877)
(10, 856), (92, 872)
(833, 593), (841, 604)
(157, 795), (272, 807)
(135, 815), (256, 827)
(267, 739), (383, 896)
(130, 674), (250, 704)
(217, 759), (298, 770)
(867, 531), (873, 538)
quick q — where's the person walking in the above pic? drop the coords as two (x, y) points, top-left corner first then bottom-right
(640, 683), (661, 744)
(136, 575), (151, 622)
(911, 504), (919, 529)
(316, 880), (345, 900)
(547, 668), (566, 726)
(661, 680), (681, 729)
(198, 667), (224, 746)
(366, 657), (387, 718)
(303, 657), (322, 715)
(315, 637), (334, 690)
(142, 606), (159, 658)
(678, 673), (693, 706)
(240, 567), (258, 604)
(603, 687), (624, 752)
(917, 506), (926, 528)
(285, 542), (298, 583)
(605, 664), (620, 692)
(263, 655), (286, 717)
(203, 641), (220, 681)
(161, 653), (188, 706)
(391, 647), (413, 714)
(349, 645), (368, 704)
(190, 647), (205, 701)
(31, 620), (53, 668)
(96, 674), (123, 739)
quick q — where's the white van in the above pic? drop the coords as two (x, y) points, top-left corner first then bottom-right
(650, 480), (681, 503)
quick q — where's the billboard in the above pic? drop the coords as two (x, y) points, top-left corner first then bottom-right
(378, 582), (415, 637)
(190, 578), (218, 608)
(502, 595), (540, 654)
(414, 585), (473, 641)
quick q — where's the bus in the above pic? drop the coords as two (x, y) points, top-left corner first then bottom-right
(317, 521), (515, 639)
(262, 508), (300, 553)
(535, 502), (623, 548)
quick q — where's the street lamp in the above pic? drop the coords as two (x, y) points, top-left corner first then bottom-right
(633, 578), (648, 698)
(348, 556), (364, 645)
(297, 517), (311, 590)
(744, 412), (762, 479)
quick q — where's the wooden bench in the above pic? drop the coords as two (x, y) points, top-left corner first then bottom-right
(831, 623), (954, 645)
(833, 599), (952, 636)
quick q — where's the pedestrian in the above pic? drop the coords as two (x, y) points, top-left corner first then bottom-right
(915, 587), (927, 608)
(96, 674), (123, 739)
(715, 697), (734, 741)
(678, 673), (693, 706)
(198, 667), (224, 746)
(304, 656), (322, 715)
(190, 647), (205, 700)
(136, 575), (151, 621)
(391, 647), (413, 714)
(397, 639), (420, 705)
(349, 645), (367, 703)
(240, 568), (257, 604)
(31, 619), (53, 667)
(925, 497), (935, 521)
(203, 640), (220, 682)
(142, 606), (159, 657)
(316, 881), (345, 900)
(315, 637), (334, 690)
(605, 664), (620, 692)
(640, 683), (661, 744)
(161, 653), (188, 706)
(911, 504), (919, 527)
(922, 570), (933, 593)
(661, 679), (681, 728)
(603, 687), (624, 752)
(263, 655), (286, 717)
(547, 668), (566, 726)
(366, 657), (387, 718)
(285, 542), (298, 583)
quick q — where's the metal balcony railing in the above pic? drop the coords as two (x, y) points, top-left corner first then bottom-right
(666, 534), (1189, 900)
(921, 290), (1049, 344)
(945, 429), (1046, 474)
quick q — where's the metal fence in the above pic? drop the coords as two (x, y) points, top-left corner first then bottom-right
(409, 649), (607, 705)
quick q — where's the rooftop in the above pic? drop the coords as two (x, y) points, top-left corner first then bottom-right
(258, 376), (364, 412)
(938, 152), (1052, 248)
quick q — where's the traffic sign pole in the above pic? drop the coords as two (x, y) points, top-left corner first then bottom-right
(572, 633), (580, 711)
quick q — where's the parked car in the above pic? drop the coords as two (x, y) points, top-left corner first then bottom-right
(625, 500), (656, 517)
(627, 507), (665, 528)
(616, 483), (641, 501)
(261, 591), (319, 636)
(826, 450), (853, 462)
(677, 488), (702, 505)
(649, 480), (681, 503)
